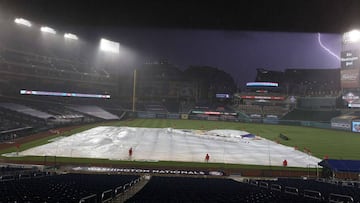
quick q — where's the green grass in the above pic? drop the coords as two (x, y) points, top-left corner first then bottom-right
(1, 118), (359, 170)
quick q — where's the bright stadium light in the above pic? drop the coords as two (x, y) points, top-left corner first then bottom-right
(14, 18), (32, 27)
(64, 33), (78, 40)
(343, 29), (360, 44)
(40, 26), (56, 34)
(100, 38), (119, 54)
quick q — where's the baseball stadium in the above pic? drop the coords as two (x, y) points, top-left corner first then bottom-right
(1, 2), (360, 203)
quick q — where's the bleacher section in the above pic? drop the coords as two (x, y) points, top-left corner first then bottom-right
(32, 104), (84, 121)
(0, 97), (92, 121)
(127, 176), (342, 203)
(0, 105), (37, 141)
(0, 46), (116, 100)
(179, 101), (195, 113)
(127, 176), (273, 203)
(0, 103), (54, 120)
(163, 100), (179, 113)
(0, 164), (43, 178)
(260, 178), (359, 203)
(0, 48), (110, 80)
(0, 173), (139, 203)
(0, 116), (32, 142)
(0, 170), (358, 202)
(236, 104), (262, 116)
(263, 105), (289, 117)
(67, 105), (119, 120)
(256, 68), (341, 97)
(0, 116), (29, 132)
(0, 98), (121, 142)
(235, 104), (290, 118)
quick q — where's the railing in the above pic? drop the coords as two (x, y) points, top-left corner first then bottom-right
(79, 194), (97, 203)
(284, 186), (299, 195)
(259, 181), (269, 189)
(250, 180), (258, 186)
(0, 175), (15, 181)
(100, 189), (113, 203)
(270, 184), (281, 192)
(114, 185), (124, 197)
(246, 179), (356, 203)
(303, 189), (322, 200)
(329, 193), (354, 203)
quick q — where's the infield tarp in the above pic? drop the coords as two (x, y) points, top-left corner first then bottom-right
(16, 126), (321, 168)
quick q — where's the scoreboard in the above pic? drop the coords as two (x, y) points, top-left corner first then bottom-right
(20, 89), (111, 99)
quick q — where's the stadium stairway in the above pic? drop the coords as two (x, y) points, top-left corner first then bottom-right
(113, 175), (150, 203)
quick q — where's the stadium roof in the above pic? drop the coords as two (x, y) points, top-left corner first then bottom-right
(319, 159), (360, 173)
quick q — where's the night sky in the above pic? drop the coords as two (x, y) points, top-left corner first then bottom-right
(109, 27), (341, 85)
(0, 0), (353, 85)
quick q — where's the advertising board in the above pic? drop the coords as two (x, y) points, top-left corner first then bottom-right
(341, 50), (360, 69)
(341, 69), (360, 88)
(352, 120), (360, 132)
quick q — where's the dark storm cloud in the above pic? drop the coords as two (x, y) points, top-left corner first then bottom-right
(106, 27), (341, 85)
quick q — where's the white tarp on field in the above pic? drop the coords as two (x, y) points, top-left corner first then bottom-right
(18, 126), (321, 167)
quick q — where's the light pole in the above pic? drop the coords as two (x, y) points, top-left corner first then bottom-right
(343, 29), (360, 44)
(132, 69), (137, 112)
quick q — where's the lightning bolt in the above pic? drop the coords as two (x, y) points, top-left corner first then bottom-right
(317, 33), (340, 61)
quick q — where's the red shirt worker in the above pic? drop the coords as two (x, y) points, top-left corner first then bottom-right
(205, 153), (210, 162)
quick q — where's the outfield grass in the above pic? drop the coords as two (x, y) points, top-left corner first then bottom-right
(1, 118), (359, 170)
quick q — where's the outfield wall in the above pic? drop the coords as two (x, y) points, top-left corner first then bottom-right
(132, 111), (332, 130)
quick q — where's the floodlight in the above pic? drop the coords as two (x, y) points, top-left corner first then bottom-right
(100, 38), (119, 53)
(14, 18), (32, 27)
(348, 30), (360, 42)
(40, 26), (56, 34)
(343, 29), (360, 44)
(64, 33), (78, 40)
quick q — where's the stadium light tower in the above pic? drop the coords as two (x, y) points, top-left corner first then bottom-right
(343, 29), (360, 44)
(100, 38), (119, 54)
(14, 18), (32, 27)
(64, 33), (78, 40)
(40, 26), (56, 34)
(98, 38), (136, 111)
